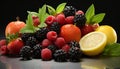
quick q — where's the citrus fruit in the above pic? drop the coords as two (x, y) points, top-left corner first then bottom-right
(96, 25), (117, 44)
(79, 32), (107, 56)
(60, 24), (81, 43)
(5, 19), (26, 37)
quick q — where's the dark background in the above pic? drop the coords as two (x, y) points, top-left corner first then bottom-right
(0, 0), (119, 42)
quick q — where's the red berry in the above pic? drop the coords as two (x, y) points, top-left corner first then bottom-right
(92, 23), (99, 30)
(7, 38), (24, 55)
(81, 24), (94, 36)
(76, 10), (84, 15)
(45, 15), (56, 25)
(33, 18), (40, 27)
(65, 16), (74, 24)
(0, 45), (8, 55)
(47, 31), (57, 41)
(0, 39), (7, 47)
(55, 37), (66, 49)
(41, 48), (52, 60)
(62, 44), (70, 53)
(42, 39), (52, 48)
(56, 14), (66, 25)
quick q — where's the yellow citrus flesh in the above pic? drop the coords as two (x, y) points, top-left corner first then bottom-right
(96, 25), (117, 44)
(79, 32), (107, 56)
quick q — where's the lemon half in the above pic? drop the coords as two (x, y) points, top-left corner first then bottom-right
(79, 32), (107, 56)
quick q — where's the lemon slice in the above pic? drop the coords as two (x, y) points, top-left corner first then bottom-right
(79, 32), (107, 56)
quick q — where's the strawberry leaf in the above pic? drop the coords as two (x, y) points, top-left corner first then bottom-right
(91, 13), (105, 24)
(56, 3), (66, 14)
(47, 5), (56, 15)
(85, 4), (95, 23)
(20, 13), (36, 33)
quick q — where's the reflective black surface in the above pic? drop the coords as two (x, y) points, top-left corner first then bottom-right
(0, 56), (120, 69)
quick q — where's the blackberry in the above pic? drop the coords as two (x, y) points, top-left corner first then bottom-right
(68, 41), (80, 48)
(63, 6), (76, 17)
(68, 47), (82, 62)
(32, 44), (42, 58)
(54, 49), (67, 62)
(26, 36), (38, 48)
(74, 14), (86, 27)
(50, 22), (61, 34)
(21, 33), (34, 43)
(35, 27), (49, 42)
(20, 46), (32, 60)
(47, 45), (58, 54)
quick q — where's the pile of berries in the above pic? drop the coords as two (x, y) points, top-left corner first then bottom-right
(0, 3), (100, 62)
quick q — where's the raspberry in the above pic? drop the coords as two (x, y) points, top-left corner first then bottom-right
(75, 10), (84, 15)
(45, 15), (56, 26)
(41, 48), (52, 61)
(54, 37), (66, 49)
(62, 44), (70, 53)
(56, 14), (66, 25)
(33, 18), (40, 27)
(47, 31), (57, 41)
(0, 39), (7, 47)
(0, 45), (8, 55)
(42, 39), (52, 48)
(65, 16), (74, 24)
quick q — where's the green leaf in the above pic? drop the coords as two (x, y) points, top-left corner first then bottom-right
(102, 43), (120, 57)
(20, 13), (35, 33)
(47, 5), (56, 15)
(91, 13), (105, 24)
(85, 4), (95, 23)
(56, 3), (66, 14)
(27, 11), (38, 16)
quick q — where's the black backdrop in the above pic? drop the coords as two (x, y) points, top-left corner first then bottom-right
(0, 0), (120, 42)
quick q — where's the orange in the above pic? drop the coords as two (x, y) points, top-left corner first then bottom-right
(5, 20), (26, 37)
(60, 24), (81, 43)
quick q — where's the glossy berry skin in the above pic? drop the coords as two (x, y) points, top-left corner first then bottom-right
(0, 39), (6, 47)
(56, 14), (66, 25)
(7, 39), (24, 55)
(42, 39), (52, 48)
(65, 16), (74, 24)
(45, 15), (56, 26)
(81, 24), (94, 36)
(47, 31), (57, 41)
(0, 45), (8, 55)
(41, 48), (52, 61)
(55, 37), (66, 49)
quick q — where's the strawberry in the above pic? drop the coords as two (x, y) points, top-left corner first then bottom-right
(0, 39), (7, 48)
(0, 45), (8, 55)
(81, 24), (94, 36)
(7, 38), (24, 55)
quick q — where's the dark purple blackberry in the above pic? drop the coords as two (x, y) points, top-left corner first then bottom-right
(63, 6), (76, 17)
(74, 14), (86, 27)
(21, 33), (34, 43)
(54, 49), (67, 62)
(68, 41), (80, 48)
(35, 27), (49, 42)
(26, 36), (38, 48)
(68, 47), (82, 62)
(20, 46), (32, 60)
(50, 22), (61, 34)
(47, 45), (58, 54)
(32, 44), (42, 58)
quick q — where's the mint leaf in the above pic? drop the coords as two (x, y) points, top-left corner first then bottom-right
(56, 3), (66, 14)
(85, 4), (95, 23)
(27, 11), (38, 16)
(102, 43), (120, 57)
(47, 5), (56, 15)
(91, 13), (105, 24)
(20, 13), (35, 33)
